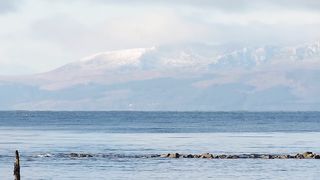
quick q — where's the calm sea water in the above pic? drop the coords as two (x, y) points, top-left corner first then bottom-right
(0, 111), (320, 179)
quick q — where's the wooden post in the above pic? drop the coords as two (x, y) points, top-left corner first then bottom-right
(14, 150), (20, 180)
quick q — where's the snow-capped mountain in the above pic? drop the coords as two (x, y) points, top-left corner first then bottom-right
(51, 45), (212, 74)
(56, 47), (155, 73)
(38, 41), (320, 81)
(31, 41), (316, 84)
(212, 41), (320, 68)
(1, 41), (320, 111)
(30, 45), (214, 90)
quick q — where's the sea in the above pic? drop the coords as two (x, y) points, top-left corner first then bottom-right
(0, 111), (320, 180)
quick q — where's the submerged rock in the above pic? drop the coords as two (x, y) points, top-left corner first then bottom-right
(183, 154), (194, 158)
(69, 153), (93, 158)
(249, 154), (262, 158)
(262, 155), (273, 159)
(217, 154), (227, 159)
(79, 153), (93, 158)
(149, 154), (160, 158)
(227, 155), (239, 159)
(70, 153), (79, 157)
(200, 153), (213, 159)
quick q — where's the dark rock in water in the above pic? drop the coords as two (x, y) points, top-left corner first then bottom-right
(314, 155), (320, 159)
(157, 152), (320, 159)
(193, 154), (200, 158)
(149, 154), (160, 158)
(285, 155), (295, 159)
(276, 155), (290, 159)
(79, 153), (93, 158)
(272, 155), (279, 159)
(69, 153), (93, 158)
(200, 153), (213, 159)
(302, 152), (314, 159)
(168, 153), (180, 158)
(304, 151), (313, 155)
(272, 155), (289, 159)
(262, 155), (273, 159)
(183, 154), (194, 158)
(238, 154), (249, 159)
(70, 153), (79, 157)
(218, 154), (227, 159)
(160, 153), (170, 158)
(227, 155), (239, 159)
(279, 155), (290, 159)
(295, 154), (305, 159)
(249, 154), (261, 158)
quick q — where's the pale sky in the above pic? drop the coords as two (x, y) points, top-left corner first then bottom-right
(0, 0), (320, 75)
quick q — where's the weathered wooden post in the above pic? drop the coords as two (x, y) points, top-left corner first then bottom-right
(14, 150), (20, 180)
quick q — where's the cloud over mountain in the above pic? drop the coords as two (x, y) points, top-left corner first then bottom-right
(1, 0), (320, 75)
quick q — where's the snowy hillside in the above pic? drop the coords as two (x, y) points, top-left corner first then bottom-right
(1, 41), (320, 110)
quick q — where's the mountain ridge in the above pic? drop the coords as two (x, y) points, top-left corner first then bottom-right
(1, 41), (320, 111)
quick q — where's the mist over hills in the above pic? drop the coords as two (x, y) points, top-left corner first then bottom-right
(1, 41), (320, 111)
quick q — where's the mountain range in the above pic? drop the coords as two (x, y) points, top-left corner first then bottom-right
(1, 41), (320, 111)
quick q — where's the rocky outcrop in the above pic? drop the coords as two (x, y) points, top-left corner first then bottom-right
(160, 153), (180, 158)
(66, 151), (320, 160)
(158, 152), (320, 160)
(302, 152), (314, 159)
(69, 153), (93, 158)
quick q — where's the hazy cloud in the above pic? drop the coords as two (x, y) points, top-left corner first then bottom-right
(88, 0), (320, 12)
(0, 0), (20, 14)
(0, 0), (319, 75)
